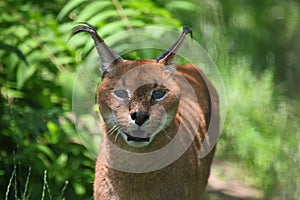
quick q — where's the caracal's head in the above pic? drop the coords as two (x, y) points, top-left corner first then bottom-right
(98, 60), (181, 148)
(72, 23), (192, 149)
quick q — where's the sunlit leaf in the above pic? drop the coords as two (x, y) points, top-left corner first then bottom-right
(57, 0), (86, 20)
(16, 63), (38, 89)
(165, 1), (197, 12)
(75, 1), (112, 21)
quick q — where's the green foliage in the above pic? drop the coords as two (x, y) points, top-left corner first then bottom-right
(0, 0), (182, 199)
(165, 0), (300, 198)
(217, 58), (300, 197)
(1, 0), (300, 199)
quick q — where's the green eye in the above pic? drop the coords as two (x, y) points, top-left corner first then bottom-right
(152, 90), (167, 100)
(113, 90), (128, 99)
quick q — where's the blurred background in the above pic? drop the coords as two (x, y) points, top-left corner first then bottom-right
(1, 0), (299, 199)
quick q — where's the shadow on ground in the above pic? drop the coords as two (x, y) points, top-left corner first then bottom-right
(205, 160), (264, 200)
(205, 190), (255, 200)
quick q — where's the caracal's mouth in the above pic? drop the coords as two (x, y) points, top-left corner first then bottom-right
(122, 131), (150, 142)
(119, 129), (153, 147)
(121, 129), (151, 142)
(117, 115), (168, 147)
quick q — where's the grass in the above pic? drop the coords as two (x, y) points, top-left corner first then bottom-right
(5, 165), (16, 200)
(5, 164), (69, 200)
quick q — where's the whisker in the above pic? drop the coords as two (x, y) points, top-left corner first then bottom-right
(107, 125), (117, 134)
(107, 125), (118, 138)
(161, 128), (172, 141)
(114, 131), (120, 143)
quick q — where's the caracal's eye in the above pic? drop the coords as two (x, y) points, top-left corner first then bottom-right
(152, 89), (167, 101)
(113, 90), (128, 99)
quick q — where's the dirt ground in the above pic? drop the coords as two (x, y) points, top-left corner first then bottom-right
(205, 160), (264, 200)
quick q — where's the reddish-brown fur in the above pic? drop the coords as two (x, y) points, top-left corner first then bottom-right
(94, 62), (219, 200)
(72, 23), (219, 200)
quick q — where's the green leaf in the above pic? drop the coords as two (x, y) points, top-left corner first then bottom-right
(75, 1), (112, 21)
(33, 144), (56, 162)
(57, 0), (86, 20)
(73, 182), (86, 195)
(16, 63), (38, 89)
(2, 87), (24, 99)
(165, 1), (197, 12)
(56, 153), (68, 168)
(88, 10), (119, 25)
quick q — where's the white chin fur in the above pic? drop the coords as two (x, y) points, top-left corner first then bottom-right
(119, 114), (169, 148)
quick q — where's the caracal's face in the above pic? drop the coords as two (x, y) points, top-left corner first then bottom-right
(98, 60), (181, 148)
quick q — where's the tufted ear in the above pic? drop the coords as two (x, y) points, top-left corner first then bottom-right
(72, 22), (124, 75)
(155, 26), (192, 73)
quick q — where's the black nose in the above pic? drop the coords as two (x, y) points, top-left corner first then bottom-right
(130, 111), (149, 126)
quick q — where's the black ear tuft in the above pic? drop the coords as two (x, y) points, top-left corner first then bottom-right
(72, 22), (104, 43)
(155, 26), (192, 66)
(72, 22), (124, 75)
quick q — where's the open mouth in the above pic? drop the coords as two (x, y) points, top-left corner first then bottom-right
(122, 131), (150, 142)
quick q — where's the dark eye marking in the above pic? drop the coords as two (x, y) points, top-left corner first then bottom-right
(151, 89), (167, 100)
(113, 90), (128, 99)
